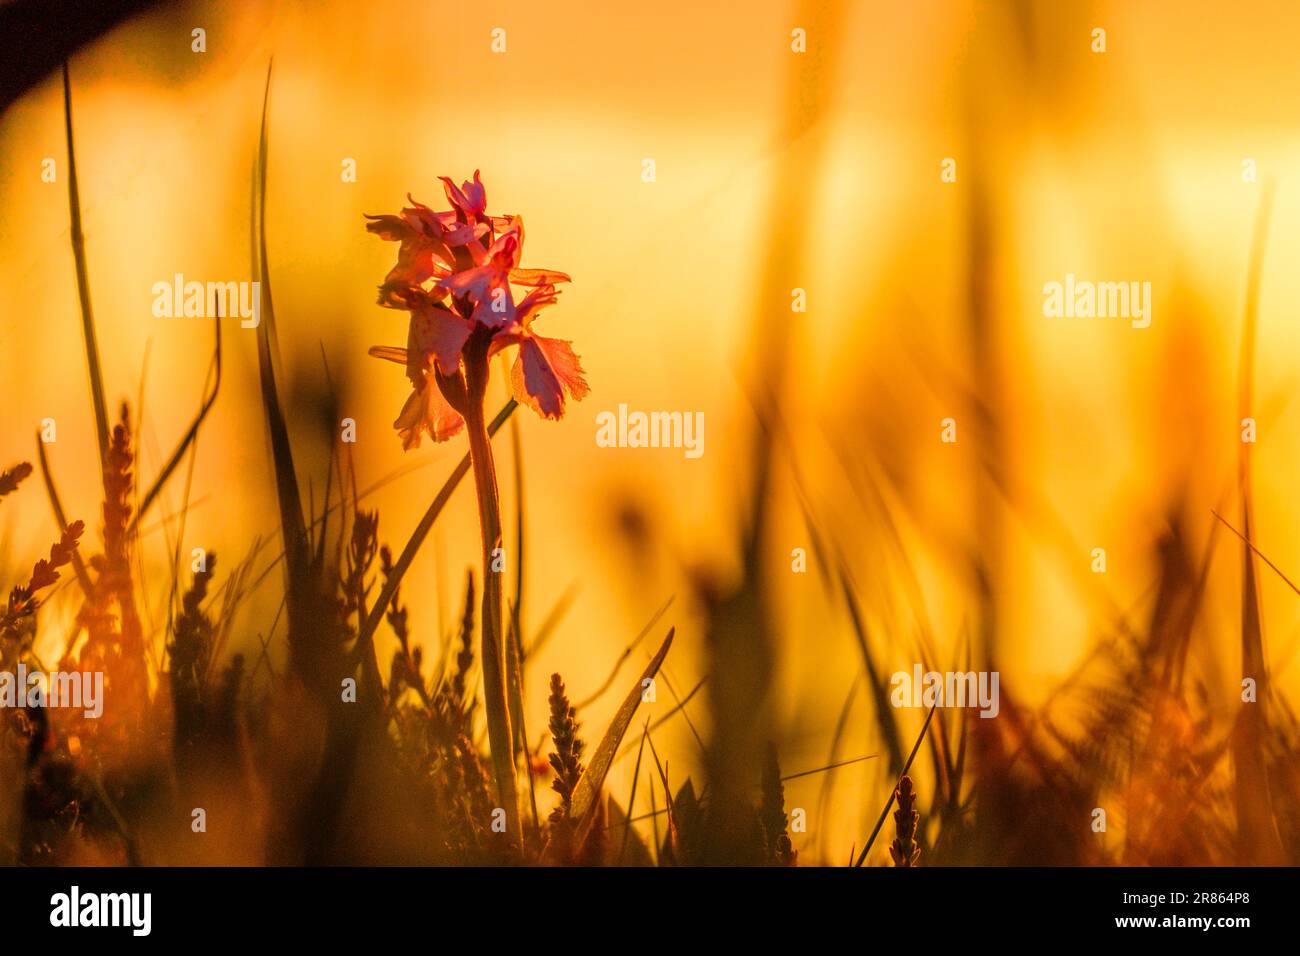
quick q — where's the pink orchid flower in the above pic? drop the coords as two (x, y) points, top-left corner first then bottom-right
(495, 285), (589, 419)
(368, 289), (476, 448)
(439, 219), (574, 328)
(440, 170), (488, 222)
(366, 172), (587, 448)
(369, 285), (584, 444)
(364, 196), (484, 307)
(438, 228), (524, 327)
(392, 369), (465, 449)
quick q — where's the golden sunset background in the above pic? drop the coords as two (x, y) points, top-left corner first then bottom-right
(2, 0), (1300, 864)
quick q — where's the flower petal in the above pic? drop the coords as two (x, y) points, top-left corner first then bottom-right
(511, 335), (588, 420)
(485, 230), (522, 271)
(364, 214), (413, 242)
(515, 284), (560, 330)
(394, 376), (464, 449)
(462, 170), (487, 214)
(439, 264), (491, 299)
(440, 170), (487, 220)
(534, 335), (589, 402)
(368, 198), (460, 299)
(402, 196), (446, 237)
(471, 278), (516, 327)
(393, 241), (450, 288)
(367, 345), (409, 365)
(510, 267), (571, 287)
(444, 220), (489, 247)
(410, 303), (474, 374)
(439, 266), (515, 328)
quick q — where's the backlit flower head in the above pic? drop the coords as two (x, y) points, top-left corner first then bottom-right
(366, 171), (586, 447)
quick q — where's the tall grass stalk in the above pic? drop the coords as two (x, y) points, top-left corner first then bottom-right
(61, 62), (109, 472)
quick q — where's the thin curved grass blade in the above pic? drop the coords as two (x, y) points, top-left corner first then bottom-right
(570, 627), (675, 842)
(62, 62), (109, 471)
(251, 61), (309, 583)
(130, 317), (221, 533)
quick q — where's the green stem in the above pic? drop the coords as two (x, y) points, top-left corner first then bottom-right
(462, 345), (522, 851)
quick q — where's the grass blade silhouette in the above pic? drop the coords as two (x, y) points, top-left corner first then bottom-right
(130, 317), (221, 534)
(62, 62), (109, 471)
(569, 628), (675, 845)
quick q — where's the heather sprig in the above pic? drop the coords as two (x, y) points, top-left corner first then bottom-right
(889, 775), (921, 867)
(380, 544), (428, 709)
(547, 672), (585, 814)
(2, 520), (85, 641)
(545, 672), (586, 861)
(760, 744), (798, 866)
(0, 461), (33, 500)
(170, 556), (224, 763)
(447, 569), (476, 720)
(342, 510), (379, 624)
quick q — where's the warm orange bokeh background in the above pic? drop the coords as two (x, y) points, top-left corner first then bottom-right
(3, 0), (1300, 861)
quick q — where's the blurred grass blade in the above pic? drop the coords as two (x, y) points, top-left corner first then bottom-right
(576, 596), (674, 709)
(782, 753), (877, 782)
(130, 317), (221, 533)
(838, 567), (905, 774)
(570, 627), (675, 842)
(62, 61), (109, 471)
(521, 582), (578, 659)
(1212, 510), (1300, 599)
(617, 721), (650, 864)
(816, 676), (859, 862)
(1232, 182), (1282, 864)
(505, 599), (540, 839)
(252, 62), (307, 566)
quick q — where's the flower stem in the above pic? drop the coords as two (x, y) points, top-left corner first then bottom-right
(462, 344), (523, 851)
